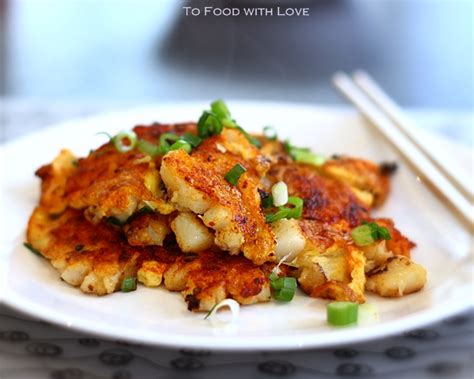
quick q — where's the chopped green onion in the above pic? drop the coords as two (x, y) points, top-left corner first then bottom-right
(113, 131), (137, 153)
(23, 242), (42, 257)
(169, 140), (192, 153)
(121, 277), (137, 292)
(221, 118), (238, 128)
(137, 139), (160, 156)
(198, 111), (223, 138)
(197, 100), (261, 148)
(376, 224), (392, 240)
(269, 275), (297, 302)
(327, 301), (359, 326)
(182, 132), (203, 147)
(263, 126), (278, 140)
(210, 100), (238, 128)
(211, 99), (231, 120)
(265, 196), (304, 223)
(235, 126), (261, 148)
(284, 140), (325, 166)
(96, 131), (113, 140)
(225, 163), (247, 186)
(269, 272), (279, 282)
(265, 207), (290, 223)
(271, 181), (288, 207)
(351, 221), (391, 246)
(286, 196), (304, 219)
(261, 194), (274, 209)
(159, 133), (179, 152)
(351, 224), (375, 246)
(292, 149), (326, 166)
(204, 299), (240, 325)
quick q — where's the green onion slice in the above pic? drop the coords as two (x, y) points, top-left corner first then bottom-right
(121, 277), (137, 292)
(211, 99), (231, 120)
(169, 140), (192, 153)
(292, 149), (326, 166)
(265, 196), (304, 223)
(159, 133), (179, 152)
(198, 111), (223, 138)
(261, 194), (274, 209)
(235, 126), (261, 148)
(351, 224), (375, 246)
(182, 132), (203, 147)
(113, 131), (137, 153)
(96, 131), (113, 140)
(263, 126), (278, 140)
(265, 207), (290, 223)
(197, 100), (261, 148)
(23, 242), (42, 257)
(137, 139), (160, 156)
(351, 221), (392, 246)
(286, 196), (304, 219)
(269, 275), (297, 302)
(327, 301), (359, 326)
(225, 163), (247, 186)
(284, 140), (325, 166)
(204, 299), (240, 325)
(271, 181), (288, 207)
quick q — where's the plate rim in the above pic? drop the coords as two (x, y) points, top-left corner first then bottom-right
(3, 284), (472, 351)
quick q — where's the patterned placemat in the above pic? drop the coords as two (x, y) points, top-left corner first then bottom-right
(0, 305), (472, 379)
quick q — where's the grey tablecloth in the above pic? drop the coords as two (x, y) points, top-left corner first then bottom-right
(1, 100), (473, 379)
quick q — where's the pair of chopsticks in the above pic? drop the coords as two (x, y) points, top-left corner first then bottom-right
(333, 71), (473, 231)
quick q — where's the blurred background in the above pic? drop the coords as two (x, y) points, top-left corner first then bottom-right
(0, 0), (472, 142)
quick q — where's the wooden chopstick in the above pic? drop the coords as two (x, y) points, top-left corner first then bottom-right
(352, 70), (473, 202)
(332, 72), (473, 231)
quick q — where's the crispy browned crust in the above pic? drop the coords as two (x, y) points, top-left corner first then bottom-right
(320, 157), (391, 207)
(165, 250), (273, 311)
(269, 163), (370, 227)
(26, 204), (272, 309)
(35, 149), (78, 214)
(64, 144), (159, 222)
(161, 130), (276, 265)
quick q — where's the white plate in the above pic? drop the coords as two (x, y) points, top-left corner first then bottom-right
(1, 101), (472, 351)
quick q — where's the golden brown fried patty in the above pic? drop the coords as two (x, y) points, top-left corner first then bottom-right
(27, 120), (423, 309)
(26, 205), (272, 310)
(64, 144), (161, 223)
